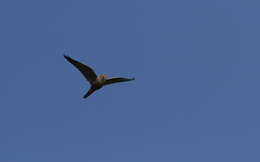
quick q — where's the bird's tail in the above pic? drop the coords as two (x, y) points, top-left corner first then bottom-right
(83, 88), (95, 98)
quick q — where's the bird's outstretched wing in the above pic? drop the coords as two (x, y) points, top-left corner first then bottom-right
(104, 77), (135, 86)
(64, 55), (97, 84)
(83, 88), (96, 98)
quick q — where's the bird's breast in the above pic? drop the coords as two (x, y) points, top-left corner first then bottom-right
(92, 77), (105, 89)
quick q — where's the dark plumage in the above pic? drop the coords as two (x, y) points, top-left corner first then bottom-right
(64, 55), (135, 98)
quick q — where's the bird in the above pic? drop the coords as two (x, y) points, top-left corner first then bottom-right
(64, 55), (135, 98)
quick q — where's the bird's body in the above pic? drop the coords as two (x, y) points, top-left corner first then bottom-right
(94, 74), (107, 86)
(64, 55), (134, 98)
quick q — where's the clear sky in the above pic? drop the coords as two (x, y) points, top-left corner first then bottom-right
(0, 0), (259, 161)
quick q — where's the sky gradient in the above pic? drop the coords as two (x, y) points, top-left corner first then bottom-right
(0, 0), (260, 161)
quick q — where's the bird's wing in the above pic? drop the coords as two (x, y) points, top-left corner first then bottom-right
(64, 55), (97, 84)
(104, 77), (135, 86)
(83, 88), (96, 98)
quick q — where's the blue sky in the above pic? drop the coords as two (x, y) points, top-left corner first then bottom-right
(0, 0), (260, 161)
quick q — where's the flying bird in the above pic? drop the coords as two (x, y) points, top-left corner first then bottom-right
(64, 55), (135, 98)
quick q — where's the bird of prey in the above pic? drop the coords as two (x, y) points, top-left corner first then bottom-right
(64, 55), (135, 98)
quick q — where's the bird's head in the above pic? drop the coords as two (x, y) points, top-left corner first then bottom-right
(100, 74), (107, 79)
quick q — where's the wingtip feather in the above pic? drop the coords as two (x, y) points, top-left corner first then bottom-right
(63, 55), (70, 59)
